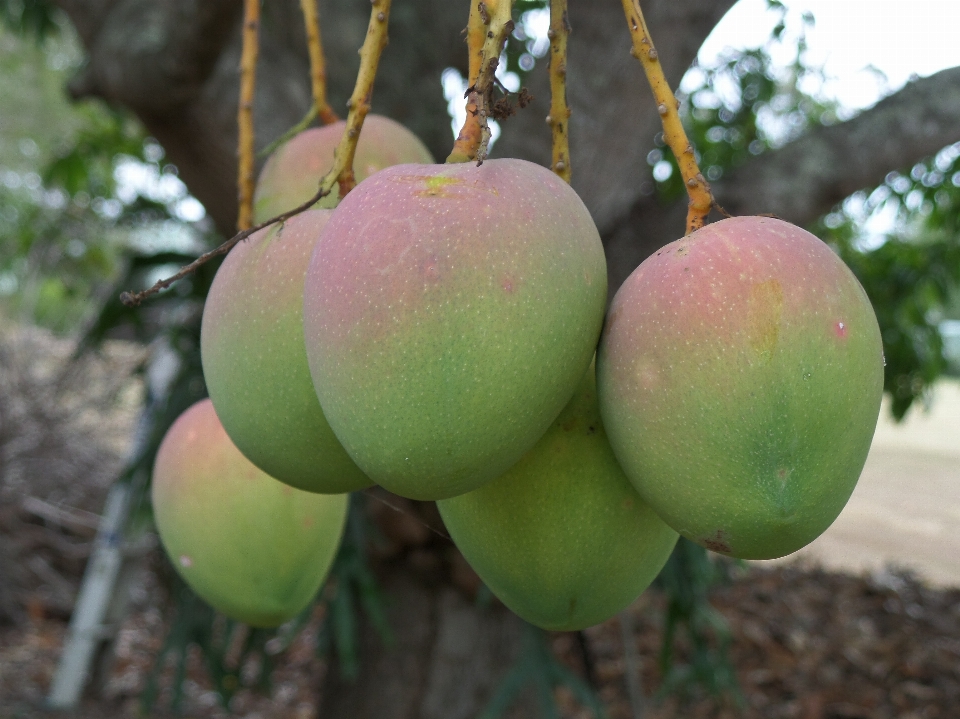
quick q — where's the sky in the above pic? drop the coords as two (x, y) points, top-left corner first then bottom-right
(698, 0), (960, 111)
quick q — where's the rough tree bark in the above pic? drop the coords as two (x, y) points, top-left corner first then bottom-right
(47, 0), (960, 715)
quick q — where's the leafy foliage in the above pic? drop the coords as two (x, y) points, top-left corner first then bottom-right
(0, 0), (59, 42)
(819, 145), (960, 418)
(315, 494), (393, 681)
(0, 107), (157, 331)
(0, 25), (205, 332)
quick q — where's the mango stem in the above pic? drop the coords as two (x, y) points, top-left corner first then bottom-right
(620, 0), (713, 234)
(236, 0), (260, 231)
(447, 0), (515, 165)
(300, 0), (339, 125)
(547, 0), (572, 183)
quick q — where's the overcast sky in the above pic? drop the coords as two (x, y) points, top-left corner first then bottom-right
(700, 0), (960, 110)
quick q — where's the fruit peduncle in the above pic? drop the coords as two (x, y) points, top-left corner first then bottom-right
(447, 0), (515, 165)
(620, 0), (715, 235)
(236, 0), (260, 231)
(547, 0), (572, 183)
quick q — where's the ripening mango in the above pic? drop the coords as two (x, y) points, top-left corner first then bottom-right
(303, 159), (607, 500)
(438, 363), (678, 630)
(151, 399), (348, 627)
(201, 210), (371, 494)
(598, 216), (884, 560)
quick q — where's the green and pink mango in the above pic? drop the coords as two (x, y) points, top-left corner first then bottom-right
(438, 362), (678, 630)
(598, 217), (884, 560)
(253, 115), (434, 223)
(151, 399), (348, 627)
(201, 210), (371, 494)
(303, 159), (607, 500)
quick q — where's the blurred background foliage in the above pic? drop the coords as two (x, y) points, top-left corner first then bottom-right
(0, 3), (209, 334)
(1, 0), (958, 714)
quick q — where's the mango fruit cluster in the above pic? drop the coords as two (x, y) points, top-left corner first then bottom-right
(152, 117), (884, 631)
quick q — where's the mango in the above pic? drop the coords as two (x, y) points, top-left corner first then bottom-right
(151, 399), (348, 627)
(253, 115), (434, 222)
(438, 363), (678, 630)
(303, 159), (607, 500)
(597, 216), (884, 559)
(201, 210), (371, 493)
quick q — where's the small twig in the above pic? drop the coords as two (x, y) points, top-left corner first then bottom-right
(300, 0), (339, 125)
(120, 187), (330, 307)
(237, 0), (260, 231)
(547, 0), (572, 183)
(620, 0), (713, 234)
(258, 105), (318, 159)
(21, 496), (100, 536)
(362, 489), (452, 542)
(447, 0), (515, 165)
(446, 2), (489, 163)
(714, 201), (733, 219)
(120, 0), (394, 307)
(334, 0), (393, 197)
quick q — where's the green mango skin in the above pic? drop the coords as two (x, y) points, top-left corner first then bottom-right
(151, 399), (348, 627)
(438, 363), (678, 631)
(253, 115), (434, 223)
(597, 217), (884, 560)
(201, 210), (371, 494)
(303, 159), (608, 500)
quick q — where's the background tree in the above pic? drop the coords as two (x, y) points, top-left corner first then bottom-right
(1, 0), (959, 716)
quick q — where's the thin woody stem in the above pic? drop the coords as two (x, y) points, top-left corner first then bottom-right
(448, 0), (514, 165)
(259, 105), (318, 159)
(300, 0), (339, 125)
(120, 0), (394, 308)
(120, 186), (331, 307)
(236, 0), (260, 231)
(547, 0), (571, 183)
(620, 0), (713, 234)
(446, 2), (487, 163)
(335, 0), (392, 197)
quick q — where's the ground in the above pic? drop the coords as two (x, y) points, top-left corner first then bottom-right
(1, 360), (957, 719)
(1, 561), (959, 719)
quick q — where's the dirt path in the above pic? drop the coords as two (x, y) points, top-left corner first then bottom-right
(756, 379), (960, 586)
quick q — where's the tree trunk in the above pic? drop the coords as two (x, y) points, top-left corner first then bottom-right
(316, 494), (542, 718)
(319, 564), (538, 719)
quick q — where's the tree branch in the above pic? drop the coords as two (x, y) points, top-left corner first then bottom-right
(547, 0), (572, 182)
(56, 0), (241, 109)
(716, 66), (960, 222)
(603, 66), (960, 295)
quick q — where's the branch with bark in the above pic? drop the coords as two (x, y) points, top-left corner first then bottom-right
(604, 66), (960, 293)
(58, 0), (241, 109)
(716, 66), (960, 221)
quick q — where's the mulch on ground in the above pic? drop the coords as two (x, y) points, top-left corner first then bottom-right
(2, 561), (957, 719)
(583, 561), (960, 719)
